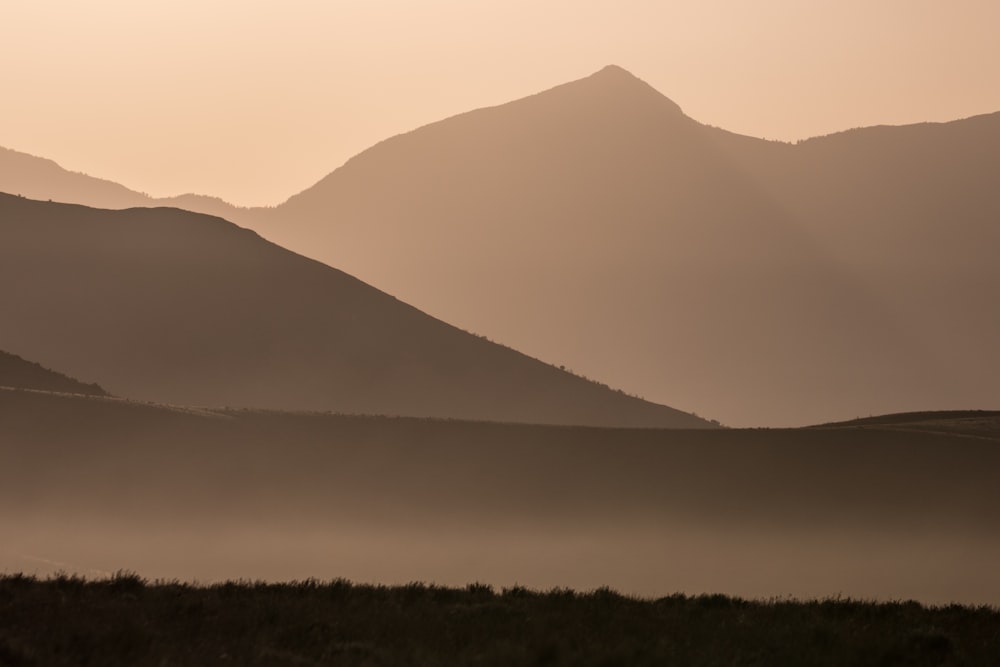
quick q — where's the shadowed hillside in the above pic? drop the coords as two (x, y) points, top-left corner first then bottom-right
(0, 193), (710, 428)
(2, 388), (997, 604)
(0, 350), (108, 396)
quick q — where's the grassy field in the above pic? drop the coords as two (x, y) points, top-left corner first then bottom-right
(2, 574), (998, 666)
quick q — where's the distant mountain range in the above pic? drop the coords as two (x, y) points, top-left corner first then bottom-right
(3, 65), (998, 425)
(0, 193), (710, 427)
(0, 349), (108, 396)
(0, 146), (245, 220)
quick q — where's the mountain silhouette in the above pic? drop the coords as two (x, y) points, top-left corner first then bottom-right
(0, 349), (108, 396)
(0, 193), (711, 428)
(252, 66), (1000, 426)
(0, 146), (246, 220)
(5, 66), (998, 425)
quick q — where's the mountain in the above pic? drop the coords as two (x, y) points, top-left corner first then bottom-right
(0, 349), (108, 396)
(249, 65), (1000, 426)
(6, 66), (998, 426)
(3, 387), (998, 603)
(0, 193), (711, 428)
(0, 146), (247, 220)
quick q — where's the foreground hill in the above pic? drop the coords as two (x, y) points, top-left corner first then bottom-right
(255, 66), (1000, 427)
(2, 388), (997, 605)
(0, 193), (709, 427)
(0, 349), (108, 396)
(3, 576), (996, 667)
(813, 409), (1000, 438)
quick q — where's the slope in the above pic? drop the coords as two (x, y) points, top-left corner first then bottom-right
(0, 193), (710, 428)
(0, 349), (108, 396)
(7, 67), (998, 426)
(0, 146), (246, 220)
(252, 65), (1000, 426)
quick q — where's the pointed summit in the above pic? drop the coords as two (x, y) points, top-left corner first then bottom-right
(591, 63), (638, 79)
(572, 64), (685, 117)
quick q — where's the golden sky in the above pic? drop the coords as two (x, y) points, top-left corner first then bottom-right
(2, 0), (999, 206)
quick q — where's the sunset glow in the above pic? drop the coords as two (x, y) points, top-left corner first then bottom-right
(2, 1), (999, 205)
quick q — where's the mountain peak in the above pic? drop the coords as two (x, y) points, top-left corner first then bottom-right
(593, 64), (636, 78)
(578, 65), (684, 116)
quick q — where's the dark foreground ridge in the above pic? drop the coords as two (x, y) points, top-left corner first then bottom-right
(812, 409), (1000, 428)
(0, 349), (108, 397)
(1, 574), (997, 667)
(808, 410), (1000, 441)
(0, 193), (712, 428)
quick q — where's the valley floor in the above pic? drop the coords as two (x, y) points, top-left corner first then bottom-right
(2, 389), (1000, 607)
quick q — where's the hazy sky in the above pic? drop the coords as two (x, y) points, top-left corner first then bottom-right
(3, 1), (999, 206)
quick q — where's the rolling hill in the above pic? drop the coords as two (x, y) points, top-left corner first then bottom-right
(0, 349), (108, 396)
(2, 387), (997, 604)
(0, 193), (710, 428)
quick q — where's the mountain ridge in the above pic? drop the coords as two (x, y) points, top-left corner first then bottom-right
(0, 145), (250, 217)
(3, 66), (998, 425)
(0, 192), (713, 428)
(0, 349), (109, 396)
(250, 68), (1000, 426)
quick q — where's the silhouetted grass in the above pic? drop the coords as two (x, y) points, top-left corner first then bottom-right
(0, 350), (109, 397)
(1, 574), (997, 666)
